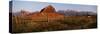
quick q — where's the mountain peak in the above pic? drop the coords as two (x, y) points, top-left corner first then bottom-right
(40, 5), (56, 13)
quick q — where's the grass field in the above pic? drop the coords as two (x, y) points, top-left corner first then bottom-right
(12, 16), (97, 33)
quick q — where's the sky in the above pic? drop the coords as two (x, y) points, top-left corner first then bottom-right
(12, 1), (97, 13)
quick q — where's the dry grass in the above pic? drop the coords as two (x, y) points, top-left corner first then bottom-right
(12, 16), (97, 33)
